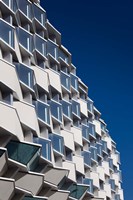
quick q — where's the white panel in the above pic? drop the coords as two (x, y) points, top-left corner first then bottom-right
(15, 172), (43, 195)
(104, 136), (112, 151)
(0, 178), (14, 200)
(0, 103), (24, 141)
(71, 127), (82, 146)
(111, 154), (119, 167)
(33, 66), (49, 92)
(63, 161), (76, 182)
(0, 59), (22, 99)
(48, 191), (69, 200)
(102, 161), (110, 176)
(93, 120), (101, 136)
(73, 155), (84, 174)
(61, 130), (75, 151)
(14, 101), (40, 135)
(104, 183), (111, 198)
(78, 99), (88, 117)
(112, 173), (119, 186)
(45, 69), (62, 93)
(90, 171), (99, 188)
(97, 166), (105, 181)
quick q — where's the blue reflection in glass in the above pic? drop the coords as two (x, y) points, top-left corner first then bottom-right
(60, 72), (70, 91)
(17, 28), (33, 52)
(70, 74), (78, 90)
(34, 101), (50, 125)
(47, 40), (58, 60)
(49, 134), (64, 154)
(32, 4), (46, 26)
(33, 137), (51, 161)
(0, 20), (14, 48)
(15, 63), (34, 89)
(49, 100), (62, 122)
(72, 100), (80, 117)
(34, 34), (46, 56)
(61, 100), (72, 119)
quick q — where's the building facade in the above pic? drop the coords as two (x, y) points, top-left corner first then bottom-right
(0, 0), (124, 200)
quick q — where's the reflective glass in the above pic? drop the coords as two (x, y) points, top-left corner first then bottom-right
(61, 100), (72, 118)
(33, 137), (51, 161)
(101, 140), (108, 153)
(17, 0), (32, 19)
(83, 178), (93, 194)
(34, 35), (46, 56)
(3, 0), (17, 12)
(72, 100), (80, 117)
(82, 124), (89, 140)
(35, 101), (50, 125)
(69, 184), (89, 199)
(88, 123), (96, 138)
(15, 63), (34, 89)
(47, 40), (58, 60)
(49, 134), (64, 154)
(82, 151), (91, 166)
(32, 4), (46, 26)
(70, 74), (78, 90)
(0, 20), (14, 48)
(90, 146), (97, 161)
(60, 72), (70, 90)
(96, 143), (102, 157)
(23, 197), (47, 200)
(109, 179), (115, 191)
(49, 101), (62, 122)
(17, 28), (33, 52)
(6, 140), (40, 165)
(87, 99), (93, 112)
(59, 49), (69, 64)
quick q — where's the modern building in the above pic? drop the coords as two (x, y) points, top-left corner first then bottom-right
(0, 0), (124, 200)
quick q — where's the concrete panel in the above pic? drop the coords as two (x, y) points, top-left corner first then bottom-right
(93, 120), (101, 136)
(0, 178), (14, 200)
(73, 155), (84, 174)
(78, 99), (88, 117)
(0, 103), (24, 141)
(61, 130), (75, 151)
(14, 172), (43, 195)
(63, 161), (76, 182)
(71, 127), (82, 146)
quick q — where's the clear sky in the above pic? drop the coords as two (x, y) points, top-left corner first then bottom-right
(41, 1), (133, 199)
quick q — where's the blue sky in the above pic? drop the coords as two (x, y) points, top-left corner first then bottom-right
(41, 1), (133, 199)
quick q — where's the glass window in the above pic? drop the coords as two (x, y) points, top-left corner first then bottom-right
(15, 63), (34, 89)
(82, 124), (89, 141)
(33, 137), (51, 161)
(49, 100), (62, 122)
(17, 0), (32, 19)
(34, 35), (46, 56)
(101, 140), (108, 154)
(82, 151), (91, 166)
(88, 123), (96, 138)
(34, 101), (50, 125)
(23, 197), (47, 200)
(6, 140), (40, 165)
(60, 72), (70, 91)
(49, 134), (64, 154)
(32, 4), (46, 26)
(69, 184), (89, 199)
(0, 20), (14, 48)
(47, 40), (58, 60)
(17, 28), (33, 52)
(70, 74), (78, 90)
(83, 178), (93, 194)
(61, 100), (72, 119)
(59, 49), (69, 64)
(90, 146), (97, 162)
(72, 100), (80, 117)
(87, 99), (93, 113)
(3, 0), (17, 12)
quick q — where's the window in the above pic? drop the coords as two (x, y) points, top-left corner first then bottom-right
(0, 20), (14, 48)
(34, 34), (47, 57)
(33, 137), (51, 161)
(17, 0), (32, 19)
(49, 134), (64, 154)
(47, 40), (58, 60)
(72, 100), (80, 117)
(15, 63), (34, 89)
(62, 100), (72, 119)
(32, 4), (46, 26)
(70, 73), (78, 90)
(34, 101), (50, 125)
(49, 100), (62, 122)
(17, 27), (33, 52)
(60, 72), (70, 91)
